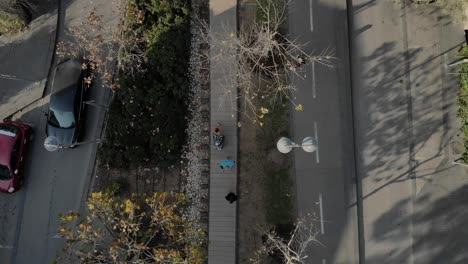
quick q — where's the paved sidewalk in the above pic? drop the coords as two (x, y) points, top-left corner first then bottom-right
(208, 0), (238, 263)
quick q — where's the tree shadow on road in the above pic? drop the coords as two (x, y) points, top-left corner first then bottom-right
(351, 2), (467, 263)
(354, 34), (461, 186)
(368, 177), (468, 264)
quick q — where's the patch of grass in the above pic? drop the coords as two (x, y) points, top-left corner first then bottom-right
(0, 11), (26, 35)
(423, 0), (466, 21)
(99, 0), (191, 169)
(394, 0), (467, 21)
(457, 46), (468, 163)
(256, 98), (290, 151)
(263, 167), (294, 225)
(257, 96), (295, 226)
(0, 1), (34, 36)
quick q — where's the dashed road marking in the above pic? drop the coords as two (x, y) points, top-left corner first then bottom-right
(309, 0), (314, 32)
(314, 121), (320, 163)
(0, 245), (13, 249)
(312, 61), (316, 98)
(319, 193), (324, 234)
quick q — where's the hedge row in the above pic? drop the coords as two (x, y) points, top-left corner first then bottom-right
(100, 0), (191, 169)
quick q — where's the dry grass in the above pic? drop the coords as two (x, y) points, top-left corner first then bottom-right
(394, 0), (467, 21)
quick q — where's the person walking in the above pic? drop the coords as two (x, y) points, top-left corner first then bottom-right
(213, 122), (224, 150)
(220, 158), (235, 171)
(225, 192), (238, 203)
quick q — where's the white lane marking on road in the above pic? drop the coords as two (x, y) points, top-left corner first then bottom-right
(322, 259), (327, 264)
(312, 61), (316, 98)
(0, 74), (18, 80)
(0, 245), (13, 249)
(314, 121), (320, 163)
(309, 0), (314, 32)
(50, 233), (62, 239)
(319, 193), (324, 234)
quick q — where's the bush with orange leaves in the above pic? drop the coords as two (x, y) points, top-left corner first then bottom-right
(57, 192), (206, 264)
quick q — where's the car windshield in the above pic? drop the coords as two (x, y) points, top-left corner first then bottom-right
(0, 124), (19, 137)
(48, 108), (75, 129)
(0, 165), (11, 180)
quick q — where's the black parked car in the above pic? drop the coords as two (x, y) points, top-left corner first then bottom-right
(45, 58), (90, 148)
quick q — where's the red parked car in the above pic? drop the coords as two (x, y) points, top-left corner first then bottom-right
(0, 121), (32, 193)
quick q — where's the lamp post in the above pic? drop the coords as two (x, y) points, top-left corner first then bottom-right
(447, 58), (468, 68)
(277, 136), (317, 154)
(44, 136), (61, 152)
(83, 100), (110, 110)
(453, 158), (468, 168)
(44, 136), (101, 152)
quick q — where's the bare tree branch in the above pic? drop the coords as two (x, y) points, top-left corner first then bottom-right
(198, 0), (335, 124)
(251, 216), (323, 264)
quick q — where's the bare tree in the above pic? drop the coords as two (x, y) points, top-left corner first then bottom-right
(56, 2), (147, 89)
(115, 0), (148, 78)
(251, 218), (322, 264)
(199, 0), (334, 123)
(56, 8), (119, 89)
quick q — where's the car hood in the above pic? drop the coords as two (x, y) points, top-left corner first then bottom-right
(0, 131), (17, 166)
(46, 124), (77, 146)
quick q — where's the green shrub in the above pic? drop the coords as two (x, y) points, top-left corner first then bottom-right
(102, 177), (129, 196)
(256, 97), (290, 151)
(0, 1), (33, 36)
(0, 10), (26, 35)
(100, 0), (190, 169)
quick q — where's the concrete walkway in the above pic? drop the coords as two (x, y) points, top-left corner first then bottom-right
(208, 0), (238, 263)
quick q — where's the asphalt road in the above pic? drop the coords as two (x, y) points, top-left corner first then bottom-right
(290, 0), (468, 263)
(288, 1), (360, 264)
(0, 0), (58, 119)
(0, 1), (115, 263)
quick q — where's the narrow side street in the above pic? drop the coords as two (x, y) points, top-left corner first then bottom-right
(0, 1), (117, 263)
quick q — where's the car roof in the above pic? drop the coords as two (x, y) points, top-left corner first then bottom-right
(50, 58), (83, 112)
(50, 88), (76, 112)
(51, 58), (83, 94)
(0, 124), (18, 166)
